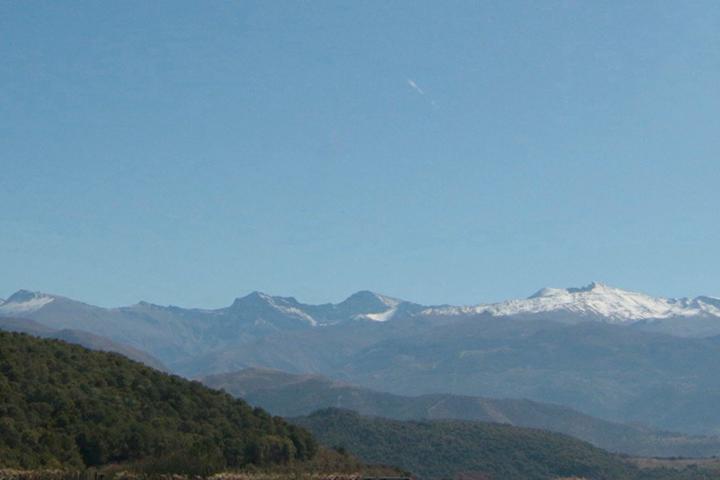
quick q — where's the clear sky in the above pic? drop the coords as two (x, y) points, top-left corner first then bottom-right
(2, 1), (720, 308)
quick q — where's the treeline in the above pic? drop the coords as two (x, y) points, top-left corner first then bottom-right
(0, 332), (316, 472)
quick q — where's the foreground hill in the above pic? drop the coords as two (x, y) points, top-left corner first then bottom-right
(201, 368), (720, 458)
(294, 409), (716, 480)
(0, 331), (316, 471)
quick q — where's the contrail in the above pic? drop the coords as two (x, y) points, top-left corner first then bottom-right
(407, 78), (425, 95)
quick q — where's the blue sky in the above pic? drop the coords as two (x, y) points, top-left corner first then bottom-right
(2, 1), (719, 307)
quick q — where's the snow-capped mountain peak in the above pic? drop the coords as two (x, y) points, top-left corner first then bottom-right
(422, 282), (720, 323)
(0, 290), (56, 314)
(530, 281), (614, 298)
(339, 291), (403, 322)
(231, 291), (318, 326)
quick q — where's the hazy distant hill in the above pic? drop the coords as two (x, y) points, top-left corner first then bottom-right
(6, 284), (720, 434)
(0, 316), (167, 370)
(202, 368), (720, 458)
(191, 317), (720, 435)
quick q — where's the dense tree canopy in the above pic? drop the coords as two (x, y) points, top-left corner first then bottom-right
(294, 409), (718, 480)
(0, 332), (316, 471)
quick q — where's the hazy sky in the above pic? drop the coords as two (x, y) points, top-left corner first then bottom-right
(2, 1), (720, 307)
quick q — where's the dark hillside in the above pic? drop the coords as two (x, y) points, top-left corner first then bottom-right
(0, 331), (315, 472)
(294, 409), (719, 480)
(293, 408), (633, 480)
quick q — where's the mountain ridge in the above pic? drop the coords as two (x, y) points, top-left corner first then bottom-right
(422, 282), (720, 323)
(5, 282), (720, 328)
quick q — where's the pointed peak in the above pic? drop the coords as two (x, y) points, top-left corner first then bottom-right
(229, 291), (317, 326)
(0, 290), (56, 314)
(422, 281), (714, 323)
(247, 290), (272, 300)
(529, 287), (568, 299)
(233, 290), (302, 305)
(343, 290), (401, 306)
(567, 281), (615, 293)
(5, 289), (54, 303)
(530, 282), (621, 299)
(338, 291), (403, 319)
(231, 291), (272, 306)
(343, 290), (381, 302)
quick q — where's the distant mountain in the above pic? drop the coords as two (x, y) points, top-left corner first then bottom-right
(423, 282), (720, 324)
(293, 409), (651, 480)
(202, 368), (720, 458)
(0, 316), (167, 370)
(4, 282), (720, 350)
(0, 331), (316, 472)
(0, 289), (423, 369)
(5, 284), (720, 435)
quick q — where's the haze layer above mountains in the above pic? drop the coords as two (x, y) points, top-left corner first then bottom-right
(2, 282), (720, 435)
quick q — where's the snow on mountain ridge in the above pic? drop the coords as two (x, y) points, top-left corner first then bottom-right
(234, 291), (319, 326)
(256, 292), (319, 326)
(360, 307), (398, 322)
(374, 292), (402, 308)
(0, 290), (55, 314)
(5, 284), (720, 326)
(231, 290), (406, 325)
(422, 282), (720, 322)
(353, 292), (402, 322)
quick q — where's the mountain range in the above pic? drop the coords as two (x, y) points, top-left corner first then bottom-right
(3, 282), (720, 434)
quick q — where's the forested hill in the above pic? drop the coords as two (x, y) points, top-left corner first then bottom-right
(0, 331), (316, 471)
(293, 409), (714, 480)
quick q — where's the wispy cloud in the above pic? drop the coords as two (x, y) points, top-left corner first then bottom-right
(407, 78), (425, 95)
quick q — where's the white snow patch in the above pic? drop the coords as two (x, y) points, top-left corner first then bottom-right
(0, 294), (55, 314)
(421, 282), (720, 323)
(362, 307), (398, 322)
(374, 293), (401, 309)
(257, 292), (318, 326)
